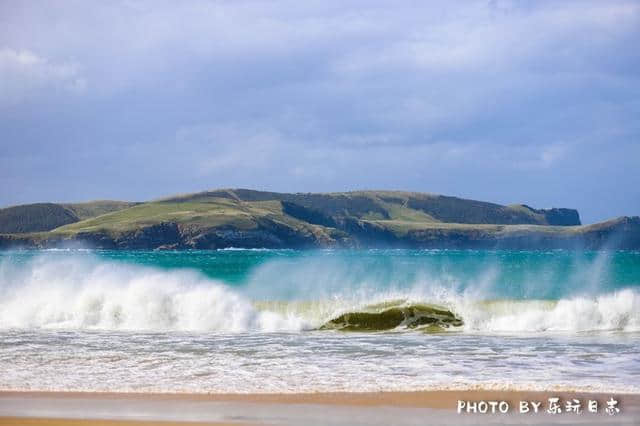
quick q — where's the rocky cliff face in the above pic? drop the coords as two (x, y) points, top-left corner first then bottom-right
(543, 208), (581, 226)
(521, 205), (581, 226)
(2, 215), (638, 250)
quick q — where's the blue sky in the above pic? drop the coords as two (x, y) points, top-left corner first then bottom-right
(1, 0), (638, 224)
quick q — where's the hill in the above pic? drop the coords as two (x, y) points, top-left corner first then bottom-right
(0, 189), (638, 249)
(0, 201), (137, 233)
(158, 189), (581, 226)
(0, 203), (78, 233)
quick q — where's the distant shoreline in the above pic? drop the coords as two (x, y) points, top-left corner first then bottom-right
(2, 218), (639, 250)
(1, 189), (639, 250)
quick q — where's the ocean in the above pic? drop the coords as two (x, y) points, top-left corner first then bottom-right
(0, 249), (638, 394)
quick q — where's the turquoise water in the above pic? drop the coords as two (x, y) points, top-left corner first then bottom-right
(0, 249), (639, 393)
(4, 249), (639, 296)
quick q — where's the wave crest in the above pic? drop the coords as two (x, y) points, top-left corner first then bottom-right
(0, 255), (305, 332)
(459, 290), (640, 332)
(1, 254), (638, 333)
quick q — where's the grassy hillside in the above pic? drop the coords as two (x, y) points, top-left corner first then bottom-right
(54, 200), (272, 234)
(0, 200), (137, 233)
(158, 189), (580, 226)
(62, 201), (138, 220)
(0, 203), (78, 233)
(2, 189), (636, 249)
(52, 196), (344, 248)
(53, 189), (579, 236)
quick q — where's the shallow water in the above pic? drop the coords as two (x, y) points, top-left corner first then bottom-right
(0, 249), (639, 393)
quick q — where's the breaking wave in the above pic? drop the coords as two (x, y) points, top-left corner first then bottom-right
(0, 255), (305, 332)
(0, 254), (638, 333)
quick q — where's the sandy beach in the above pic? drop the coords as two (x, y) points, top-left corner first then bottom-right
(0, 420), (242, 426)
(1, 391), (638, 425)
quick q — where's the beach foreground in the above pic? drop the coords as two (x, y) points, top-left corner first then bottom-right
(2, 250), (639, 425)
(1, 391), (639, 425)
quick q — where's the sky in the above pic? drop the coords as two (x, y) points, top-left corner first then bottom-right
(0, 0), (639, 224)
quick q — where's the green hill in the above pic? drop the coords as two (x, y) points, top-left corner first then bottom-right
(1, 189), (638, 249)
(0, 203), (78, 233)
(158, 189), (580, 225)
(62, 200), (139, 220)
(0, 201), (137, 233)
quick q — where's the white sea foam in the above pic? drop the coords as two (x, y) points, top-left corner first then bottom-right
(0, 255), (306, 332)
(455, 290), (640, 333)
(0, 254), (639, 333)
(1, 253), (639, 394)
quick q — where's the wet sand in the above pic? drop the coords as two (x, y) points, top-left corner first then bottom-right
(0, 420), (243, 426)
(1, 391), (638, 425)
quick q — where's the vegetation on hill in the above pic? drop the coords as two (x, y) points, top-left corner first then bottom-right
(0, 189), (637, 249)
(160, 189), (580, 225)
(0, 200), (137, 233)
(62, 201), (138, 220)
(0, 203), (78, 233)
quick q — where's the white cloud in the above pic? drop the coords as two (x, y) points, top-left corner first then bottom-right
(175, 123), (291, 174)
(330, 1), (639, 76)
(0, 48), (86, 104)
(0, 1), (638, 221)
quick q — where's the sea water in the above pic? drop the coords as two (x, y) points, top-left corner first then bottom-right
(0, 249), (638, 393)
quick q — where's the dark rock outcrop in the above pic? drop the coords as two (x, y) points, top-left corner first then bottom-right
(522, 205), (581, 226)
(281, 201), (338, 228)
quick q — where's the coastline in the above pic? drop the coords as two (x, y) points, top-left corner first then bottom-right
(2, 189), (639, 251)
(1, 390), (639, 425)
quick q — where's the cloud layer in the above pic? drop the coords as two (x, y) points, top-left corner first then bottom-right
(1, 0), (639, 223)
